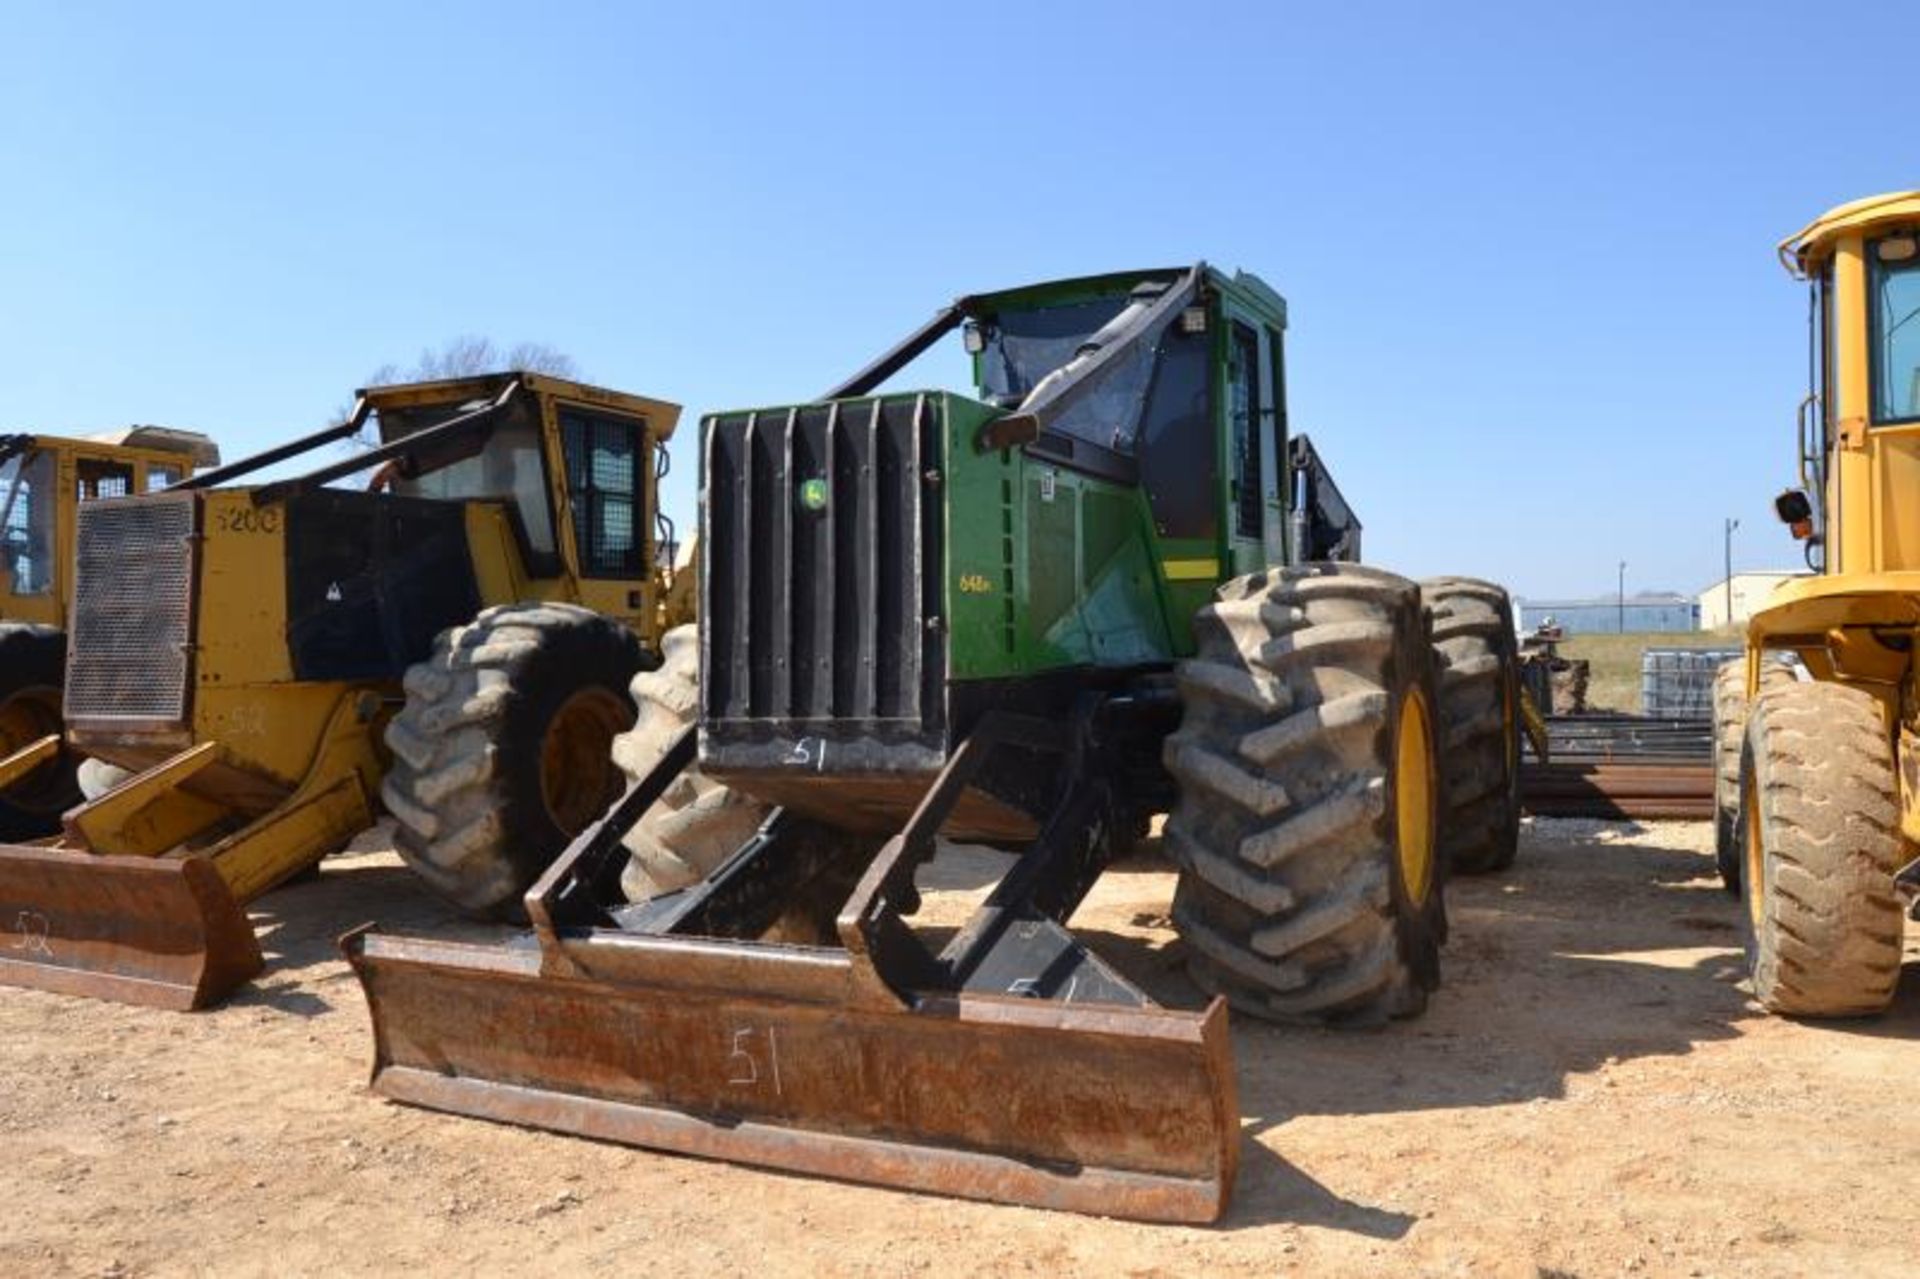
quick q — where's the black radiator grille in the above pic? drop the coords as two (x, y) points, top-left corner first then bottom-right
(702, 395), (943, 729)
(66, 493), (198, 725)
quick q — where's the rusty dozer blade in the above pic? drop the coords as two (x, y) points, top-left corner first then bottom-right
(0, 843), (261, 1010)
(346, 710), (1241, 1223)
(0, 726), (377, 1010)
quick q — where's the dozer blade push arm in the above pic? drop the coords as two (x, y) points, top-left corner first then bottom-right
(345, 709), (1240, 1223)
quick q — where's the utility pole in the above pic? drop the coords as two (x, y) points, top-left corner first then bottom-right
(1618, 560), (1627, 634)
(1724, 517), (1739, 629)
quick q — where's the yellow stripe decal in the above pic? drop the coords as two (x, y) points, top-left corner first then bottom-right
(1161, 558), (1219, 581)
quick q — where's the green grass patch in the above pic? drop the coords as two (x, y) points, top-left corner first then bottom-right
(1558, 630), (1741, 713)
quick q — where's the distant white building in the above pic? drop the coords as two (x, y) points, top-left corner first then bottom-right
(1516, 595), (1698, 635)
(1697, 571), (1806, 630)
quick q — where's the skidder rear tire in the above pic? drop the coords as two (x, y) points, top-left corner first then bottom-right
(1164, 563), (1445, 1025)
(384, 603), (648, 918)
(613, 624), (773, 901)
(1712, 657), (1795, 894)
(1420, 577), (1520, 875)
(0, 624), (78, 839)
(1736, 679), (1903, 1017)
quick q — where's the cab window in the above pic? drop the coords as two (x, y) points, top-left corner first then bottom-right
(0, 452), (56, 595)
(77, 459), (133, 501)
(380, 397), (560, 571)
(560, 410), (647, 577)
(1869, 235), (1920, 423)
(1227, 322), (1263, 539)
(1135, 322), (1216, 539)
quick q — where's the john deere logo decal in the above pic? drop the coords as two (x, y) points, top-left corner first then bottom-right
(798, 477), (829, 512)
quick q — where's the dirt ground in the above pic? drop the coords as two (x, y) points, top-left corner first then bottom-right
(5, 818), (1919, 1279)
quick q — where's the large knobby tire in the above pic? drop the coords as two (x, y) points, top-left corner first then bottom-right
(613, 625), (772, 902)
(1163, 563), (1445, 1025)
(0, 624), (79, 838)
(1420, 577), (1520, 876)
(383, 602), (647, 917)
(1736, 679), (1904, 1017)
(1712, 658), (1797, 894)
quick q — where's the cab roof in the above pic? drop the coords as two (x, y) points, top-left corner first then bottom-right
(1779, 190), (1920, 277)
(358, 371), (681, 441)
(82, 425), (222, 467)
(967, 264), (1287, 327)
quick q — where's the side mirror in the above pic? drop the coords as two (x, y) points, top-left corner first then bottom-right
(1774, 489), (1814, 540)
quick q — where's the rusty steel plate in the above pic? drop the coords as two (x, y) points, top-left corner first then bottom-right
(1522, 760), (1714, 820)
(344, 927), (1239, 1223)
(0, 845), (262, 1009)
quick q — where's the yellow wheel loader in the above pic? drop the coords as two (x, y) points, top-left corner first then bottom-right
(0, 372), (678, 1009)
(1720, 192), (1920, 1016)
(0, 427), (218, 837)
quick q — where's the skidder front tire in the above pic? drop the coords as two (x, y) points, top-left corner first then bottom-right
(1420, 577), (1520, 876)
(1712, 657), (1795, 894)
(613, 625), (772, 901)
(1164, 563), (1445, 1025)
(384, 603), (648, 917)
(1736, 679), (1903, 1017)
(0, 624), (78, 839)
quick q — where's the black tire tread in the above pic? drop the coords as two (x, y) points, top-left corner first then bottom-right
(0, 623), (78, 837)
(1163, 563), (1444, 1026)
(383, 602), (644, 917)
(1738, 679), (1903, 1017)
(1419, 577), (1520, 875)
(614, 625), (772, 900)
(1712, 658), (1797, 891)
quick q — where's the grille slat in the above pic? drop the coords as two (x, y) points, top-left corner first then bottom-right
(899, 393), (927, 720)
(729, 413), (753, 718)
(818, 402), (838, 714)
(856, 399), (881, 719)
(66, 494), (197, 724)
(790, 404), (833, 716)
(772, 408), (795, 717)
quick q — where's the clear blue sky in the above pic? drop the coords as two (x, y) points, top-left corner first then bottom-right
(1, 2), (1908, 600)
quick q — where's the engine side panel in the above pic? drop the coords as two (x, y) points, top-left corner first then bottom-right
(284, 490), (480, 682)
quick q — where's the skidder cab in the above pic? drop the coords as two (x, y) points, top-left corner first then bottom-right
(0, 372), (678, 1008)
(347, 266), (1523, 1221)
(0, 426), (220, 838)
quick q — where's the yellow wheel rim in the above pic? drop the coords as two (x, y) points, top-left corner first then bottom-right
(1744, 774), (1765, 930)
(1395, 687), (1437, 906)
(0, 685), (65, 808)
(0, 686), (60, 756)
(538, 686), (632, 836)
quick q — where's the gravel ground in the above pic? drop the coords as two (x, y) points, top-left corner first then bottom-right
(3, 816), (1918, 1278)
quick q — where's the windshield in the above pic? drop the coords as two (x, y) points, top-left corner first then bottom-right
(376, 397), (557, 559)
(974, 292), (1196, 457)
(1870, 240), (1920, 422)
(976, 297), (1131, 402)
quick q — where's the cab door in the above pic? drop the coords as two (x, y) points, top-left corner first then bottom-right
(1222, 311), (1283, 575)
(551, 402), (655, 625)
